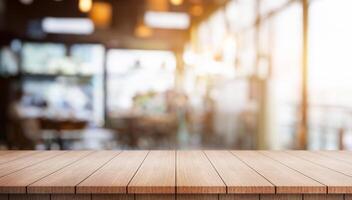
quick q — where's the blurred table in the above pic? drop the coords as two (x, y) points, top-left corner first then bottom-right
(38, 118), (88, 149)
(110, 114), (178, 148)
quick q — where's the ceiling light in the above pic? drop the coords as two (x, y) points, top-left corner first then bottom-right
(79, 0), (92, 13)
(89, 2), (112, 29)
(144, 11), (190, 29)
(170, 0), (183, 6)
(42, 17), (94, 35)
(135, 24), (153, 38)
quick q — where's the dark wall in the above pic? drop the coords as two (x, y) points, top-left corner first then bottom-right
(1, 0), (188, 50)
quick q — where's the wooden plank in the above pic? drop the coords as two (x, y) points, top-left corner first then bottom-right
(77, 151), (148, 194)
(316, 151), (352, 165)
(205, 151), (274, 194)
(177, 194), (218, 200)
(0, 195), (7, 200)
(346, 194), (352, 200)
(231, 151), (325, 194)
(28, 151), (120, 194)
(0, 151), (38, 165)
(0, 151), (64, 178)
(261, 151), (352, 193)
(0, 151), (92, 193)
(135, 194), (174, 200)
(92, 194), (134, 200)
(51, 194), (91, 200)
(128, 151), (175, 194)
(0, 151), (13, 157)
(177, 151), (226, 194)
(9, 195), (49, 200)
(219, 194), (259, 200)
(303, 195), (343, 200)
(288, 151), (352, 177)
(260, 194), (302, 200)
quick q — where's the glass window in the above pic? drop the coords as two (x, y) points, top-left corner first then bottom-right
(106, 49), (176, 116)
(70, 44), (105, 125)
(260, 0), (290, 15)
(270, 2), (302, 149)
(22, 42), (66, 74)
(70, 44), (105, 75)
(308, 0), (352, 149)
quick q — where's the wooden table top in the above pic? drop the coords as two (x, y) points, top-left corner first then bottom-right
(0, 150), (351, 195)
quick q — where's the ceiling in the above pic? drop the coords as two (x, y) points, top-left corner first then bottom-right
(0, 0), (227, 50)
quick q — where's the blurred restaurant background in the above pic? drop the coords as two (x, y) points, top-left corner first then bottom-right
(0, 0), (352, 150)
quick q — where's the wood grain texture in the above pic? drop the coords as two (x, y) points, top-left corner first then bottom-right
(51, 194), (91, 200)
(91, 194), (134, 200)
(261, 151), (352, 193)
(128, 151), (175, 194)
(1, 150), (352, 197)
(177, 194), (218, 200)
(28, 151), (120, 194)
(77, 151), (148, 194)
(288, 151), (352, 177)
(205, 151), (274, 194)
(303, 195), (343, 200)
(135, 194), (174, 200)
(219, 194), (259, 200)
(0, 151), (64, 178)
(260, 194), (302, 200)
(9, 195), (49, 200)
(0, 151), (38, 165)
(316, 151), (352, 164)
(0, 151), (92, 193)
(177, 151), (226, 194)
(0, 151), (13, 157)
(231, 151), (325, 194)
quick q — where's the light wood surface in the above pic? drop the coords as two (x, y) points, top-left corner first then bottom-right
(0, 151), (64, 178)
(77, 151), (148, 194)
(128, 151), (175, 194)
(0, 150), (350, 198)
(0, 151), (92, 193)
(176, 151), (226, 194)
(205, 151), (274, 194)
(316, 151), (352, 165)
(0, 151), (37, 165)
(288, 151), (352, 177)
(28, 151), (119, 194)
(231, 151), (325, 194)
(261, 151), (352, 193)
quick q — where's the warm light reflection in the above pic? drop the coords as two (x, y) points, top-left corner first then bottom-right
(89, 2), (112, 29)
(79, 0), (92, 13)
(170, 0), (183, 6)
(135, 24), (153, 38)
(309, 0), (352, 97)
(190, 5), (204, 16)
(144, 11), (190, 29)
